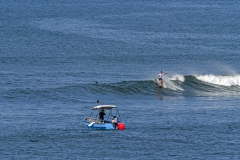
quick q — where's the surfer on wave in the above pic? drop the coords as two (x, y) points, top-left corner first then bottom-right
(158, 71), (167, 87)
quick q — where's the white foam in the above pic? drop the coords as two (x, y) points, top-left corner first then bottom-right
(170, 74), (185, 82)
(195, 74), (240, 86)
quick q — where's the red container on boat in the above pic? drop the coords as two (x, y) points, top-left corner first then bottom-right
(118, 123), (125, 130)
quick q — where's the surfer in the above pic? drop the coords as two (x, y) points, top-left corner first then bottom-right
(158, 71), (167, 87)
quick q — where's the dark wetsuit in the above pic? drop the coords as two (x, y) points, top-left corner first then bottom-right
(99, 112), (105, 121)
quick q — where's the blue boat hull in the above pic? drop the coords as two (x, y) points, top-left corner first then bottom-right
(84, 121), (118, 130)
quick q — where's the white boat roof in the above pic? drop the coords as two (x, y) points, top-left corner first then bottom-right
(92, 105), (117, 110)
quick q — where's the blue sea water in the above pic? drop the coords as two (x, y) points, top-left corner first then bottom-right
(1, 0), (240, 159)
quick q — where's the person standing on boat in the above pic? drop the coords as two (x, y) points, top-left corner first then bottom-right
(99, 109), (105, 122)
(158, 71), (167, 87)
(112, 116), (118, 129)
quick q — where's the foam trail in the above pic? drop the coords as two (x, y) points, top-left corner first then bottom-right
(164, 77), (184, 91)
(195, 74), (240, 86)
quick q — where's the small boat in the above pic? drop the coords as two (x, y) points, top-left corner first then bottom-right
(84, 105), (125, 130)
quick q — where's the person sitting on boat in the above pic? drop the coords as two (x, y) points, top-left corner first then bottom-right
(111, 116), (118, 129)
(158, 71), (167, 86)
(99, 109), (105, 122)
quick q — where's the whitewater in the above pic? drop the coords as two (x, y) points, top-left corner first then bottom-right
(196, 74), (240, 86)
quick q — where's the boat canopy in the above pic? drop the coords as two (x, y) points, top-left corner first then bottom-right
(92, 105), (117, 110)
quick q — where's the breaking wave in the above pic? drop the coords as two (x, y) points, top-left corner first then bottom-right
(8, 74), (239, 102)
(80, 73), (240, 97)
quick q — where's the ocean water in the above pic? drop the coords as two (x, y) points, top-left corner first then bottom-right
(1, 0), (240, 159)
